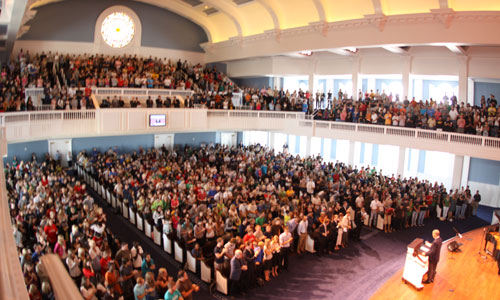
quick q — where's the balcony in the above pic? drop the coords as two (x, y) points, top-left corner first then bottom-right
(1, 108), (499, 161)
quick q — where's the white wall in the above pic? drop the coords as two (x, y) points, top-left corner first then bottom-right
(226, 46), (500, 84)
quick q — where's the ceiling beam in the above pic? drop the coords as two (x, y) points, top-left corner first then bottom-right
(439, 0), (449, 9)
(2, 0), (29, 61)
(312, 0), (326, 22)
(372, 0), (383, 15)
(203, 0), (243, 37)
(255, 0), (280, 30)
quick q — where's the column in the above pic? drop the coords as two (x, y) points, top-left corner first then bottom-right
(308, 73), (315, 94)
(451, 155), (464, 190)
(460, 156), (470, 188)
(306, 136), (312, 157)
(467, 78), (475, 106)
(273, 77), (280, 90)
(401, 56), (412, 100)
(458, 56), (469, 104)
(397, 146), (406, 178)
(268, 132), (275, 151)
(348, 140), (355, 167)
(351, 57), (360, 100)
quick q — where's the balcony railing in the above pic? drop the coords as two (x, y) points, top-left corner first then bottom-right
(1, 108), (499, 161)
(24, 87), (243, 107)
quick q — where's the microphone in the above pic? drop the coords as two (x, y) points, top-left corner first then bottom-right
(452, 227), (463, 239)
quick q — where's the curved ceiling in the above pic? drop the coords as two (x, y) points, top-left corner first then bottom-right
(24, 0), (500, 44)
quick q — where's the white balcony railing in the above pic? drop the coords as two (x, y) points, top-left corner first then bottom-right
(1, 109), (500, 161)
(24, 87), (243, 107)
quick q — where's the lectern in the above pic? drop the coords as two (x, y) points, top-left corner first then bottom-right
(402, 238), (430, 290)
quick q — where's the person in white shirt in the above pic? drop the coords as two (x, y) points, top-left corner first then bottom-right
(297, 216), (308, 254)
(66, 249), (81, 280)
(306, 178), (315, 195)
(369, 198), (380, 228)
(279, 227), (293, 270)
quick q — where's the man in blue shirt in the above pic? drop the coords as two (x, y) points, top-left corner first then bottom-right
(164, 281), (183, 300)
(141, 253), (156, 277)
(133, 276), (146, 300)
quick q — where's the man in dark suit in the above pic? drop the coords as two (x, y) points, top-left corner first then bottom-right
(229, 249), (247, 296)
(424, 229), (442, 284)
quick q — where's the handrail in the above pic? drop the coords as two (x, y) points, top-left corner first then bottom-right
(91, 87), (195, 98)
(40, 255), (84, 300)
(1, 109), (499, 160)
(0, 158), (30, 300)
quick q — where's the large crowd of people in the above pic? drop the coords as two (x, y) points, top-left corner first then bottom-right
(5, 154), (200, 300)
(1, 50), (499, 138)
(239, 87), (500, 137)
(75, 143), (482, 296)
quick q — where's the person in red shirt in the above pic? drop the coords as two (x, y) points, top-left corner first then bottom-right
(43, 219), (58, 248)
(99, 250), (112, 277)
(243, 228), (256, 244)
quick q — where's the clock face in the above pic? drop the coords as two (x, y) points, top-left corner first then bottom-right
(101, 12), (135, 48)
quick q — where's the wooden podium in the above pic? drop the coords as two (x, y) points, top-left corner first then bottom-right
(402, 238), (430, 290)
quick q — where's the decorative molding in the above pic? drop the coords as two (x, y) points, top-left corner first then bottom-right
(364, 13), (387, 32)
(431, 8), (455, 29)
(205, 11), (500, 52)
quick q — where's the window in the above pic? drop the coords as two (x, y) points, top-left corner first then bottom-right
(101, 12), (135, 48)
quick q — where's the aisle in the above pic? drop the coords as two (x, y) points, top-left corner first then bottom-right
(87, 188), (220, 300)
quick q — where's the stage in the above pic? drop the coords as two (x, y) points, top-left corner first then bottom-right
(371, 227), (499, 300)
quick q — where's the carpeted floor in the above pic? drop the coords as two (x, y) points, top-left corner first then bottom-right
(89, 181), (494, 300)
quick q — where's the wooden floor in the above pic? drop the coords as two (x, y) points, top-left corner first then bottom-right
(371, 227), (500, 300)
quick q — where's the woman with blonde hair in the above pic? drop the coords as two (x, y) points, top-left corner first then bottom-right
(271, 235), (281, 278)
(263, 239), (273, 281)
(144, 271), (158, 300)
(53, 234), (67, 259)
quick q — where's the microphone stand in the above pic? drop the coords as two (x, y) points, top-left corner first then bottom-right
(477, 227), (488, 262)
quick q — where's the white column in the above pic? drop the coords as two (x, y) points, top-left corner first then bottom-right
(351, 57), (360, 100)
(458, 56), (469, 105)
(268, 132), (275, 151)
(451, 155), (464, 190)
(461, 156), (470, 188)
(273, 77), (280, 90)
(467, 78), (475, 106)
(397, 146), (406, 178)
(306, 135), (312, 157)
(308, 73), (315, 95)
(348, 140), (355, 167)
(401, 56), (412, 100)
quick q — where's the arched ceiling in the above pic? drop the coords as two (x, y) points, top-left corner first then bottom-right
(24, 0), (500, 44)
(15, 0), (500, 57)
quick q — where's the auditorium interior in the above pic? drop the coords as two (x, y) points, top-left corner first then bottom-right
(2, 1), (500, 299)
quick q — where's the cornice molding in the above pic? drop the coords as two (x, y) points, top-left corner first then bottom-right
(207, 11), (500, 51)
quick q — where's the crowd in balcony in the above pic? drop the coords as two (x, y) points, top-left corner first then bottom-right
(1, 50), (499, 138)
(0, 50), (235, 111)
(76, 143), (482, 296)
(5, 154), (200, 300)
(240, 87), (500, 137)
